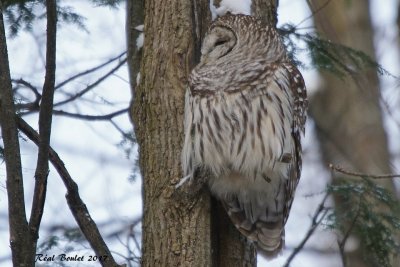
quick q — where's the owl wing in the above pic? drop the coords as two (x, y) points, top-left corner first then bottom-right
(220, 62), (307, 257)
(181, 88), (195, 179)
(283, 63), (307, 225)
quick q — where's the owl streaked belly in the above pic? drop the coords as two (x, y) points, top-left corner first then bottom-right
(182, 79), (295, 222)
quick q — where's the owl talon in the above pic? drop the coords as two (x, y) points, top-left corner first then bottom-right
(175, 174), (192, 189)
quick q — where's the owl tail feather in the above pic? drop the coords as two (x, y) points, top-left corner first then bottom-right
(222, 200), (285, 259)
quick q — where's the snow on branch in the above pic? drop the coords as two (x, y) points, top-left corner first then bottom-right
(210, 0), (251, 20)
(135, 25), (144, 49)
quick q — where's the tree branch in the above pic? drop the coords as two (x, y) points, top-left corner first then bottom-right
(55, 51), (126, 90)
(12, 78), (41, 97)
(12, 78), (41, 110)
(110, 120), (135, 143)
(54, 58), (127, 107)
(283, 193), (330, 267)
(29, 0), (57, 248)
(337, 194), (362, 267)
(0, 3), (32, 265)
(52, 108), (129, 121)
(16, 116), (125, 267)
(297, 0), (332, 27)
(329, 164), (400, 179)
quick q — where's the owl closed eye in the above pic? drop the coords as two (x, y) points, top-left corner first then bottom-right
(200, 27), (236, 61)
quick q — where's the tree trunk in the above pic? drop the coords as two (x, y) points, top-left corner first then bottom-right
(127, 1), (279, 266)
(309, 1), (398, 266)
(129, 1), (214, 265)
(0, 4), (33, 266)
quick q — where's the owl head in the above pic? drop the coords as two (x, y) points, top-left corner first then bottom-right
(199, 13), (286, 65)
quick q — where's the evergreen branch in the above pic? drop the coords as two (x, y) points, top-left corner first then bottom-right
(328, 177), (400, 266)
(329, 164), (400, 179)
(4, 1), (89, 37)
(90, 0), (124, 8)
(54, 5), (88, 32)
(279, 25), (399, 79)
(3, 0), (39, 37)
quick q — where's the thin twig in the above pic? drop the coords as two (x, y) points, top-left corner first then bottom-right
(16, 116), (124, 267)
(12, 78), (41, 98)
(55, 51), (126, 90)
(110, 120), (136, 142)
(29, 0), (57, 248)
(297, 0), (333, 28)
(11, 79), (41, 110)
(54, 58), (127, 107)
(52, 108), (129, 121)
(329, 164), (400, 179)
(283, 193), (330, 267)
(337, 194), (362, 267)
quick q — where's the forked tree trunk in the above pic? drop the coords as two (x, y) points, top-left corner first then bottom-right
(127, 1), (277, 266)
(309, 1), (398, 266)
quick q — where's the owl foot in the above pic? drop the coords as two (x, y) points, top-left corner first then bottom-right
(175, 174), (192, 189)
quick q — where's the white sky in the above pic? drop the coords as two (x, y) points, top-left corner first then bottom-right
(0, 0), (399, 266)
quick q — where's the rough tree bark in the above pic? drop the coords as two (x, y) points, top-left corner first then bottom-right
(0, 3), (33, 266)
(128, 1), (223, 266)
(309, 1), (398, 266)
(127, 0), (278, 266)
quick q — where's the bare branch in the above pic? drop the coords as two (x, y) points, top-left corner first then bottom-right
(283, 193), (330, 267)
(52, 108), (129, 121)
(110, 120), (135, 142)
(55, 51), (126, 90)
(29, 0), (57, 247)
(11, 79), (41, 110)
(329, 164), (400, 179)
(16, 117), (125, 267)
(337, 195), (362, 267)
(12, 78), (41, 97)
(299, 0), (333, 28)
(54, 58), (127, 107)
(0, 4), (32, 265)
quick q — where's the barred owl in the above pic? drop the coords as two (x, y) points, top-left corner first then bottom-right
(181, 13), (307, 257)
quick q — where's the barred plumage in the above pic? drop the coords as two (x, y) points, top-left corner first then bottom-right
(182, 13), (307, 257)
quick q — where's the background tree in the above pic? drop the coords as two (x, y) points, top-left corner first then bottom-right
(308, 0), (399, 266)
(1, 1), (134, 266)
